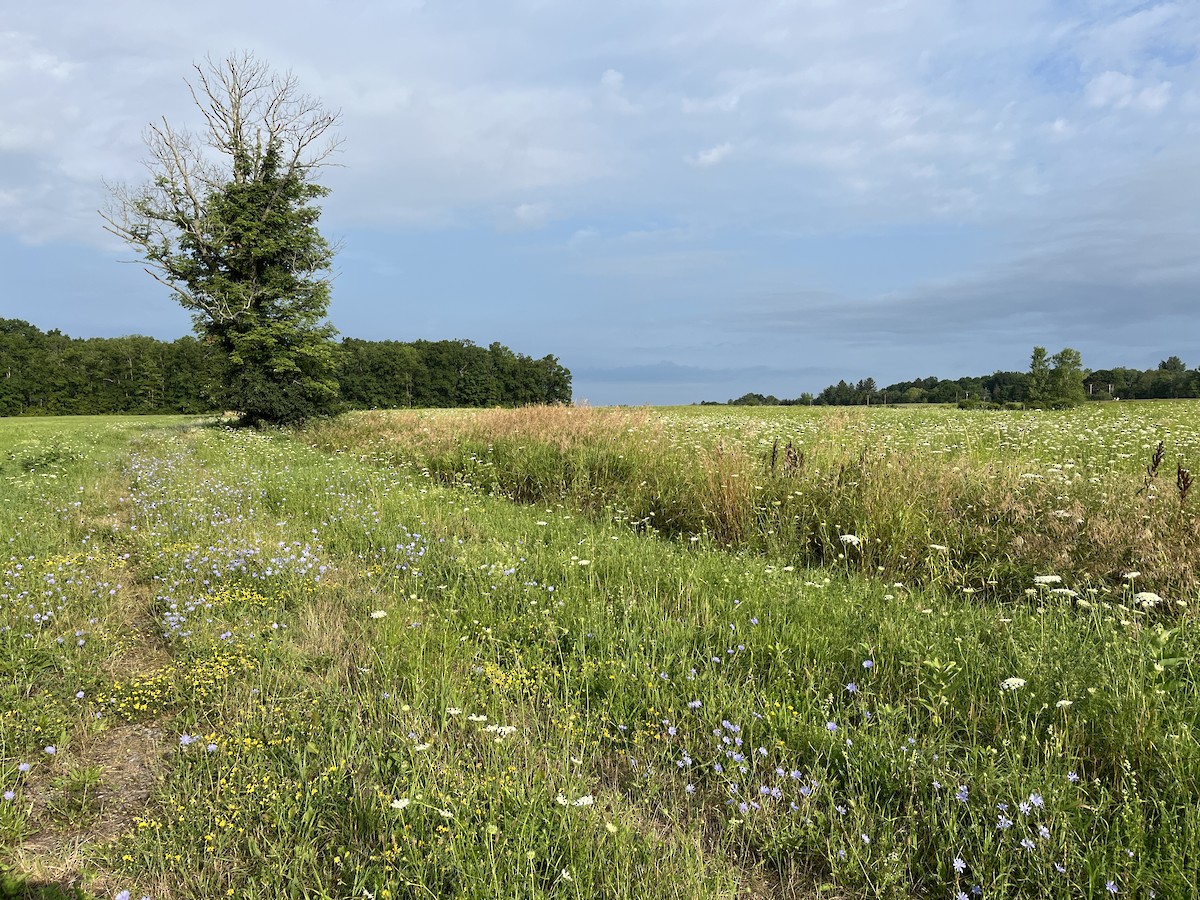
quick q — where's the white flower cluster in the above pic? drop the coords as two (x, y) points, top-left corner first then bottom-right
(556, 793), (595, 807)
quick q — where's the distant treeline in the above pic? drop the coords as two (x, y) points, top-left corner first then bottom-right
(709, 356), (1200, 407)
(0, 319), (572, 416)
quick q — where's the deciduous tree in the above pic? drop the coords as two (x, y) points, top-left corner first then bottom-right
(102, 52), (341, 426)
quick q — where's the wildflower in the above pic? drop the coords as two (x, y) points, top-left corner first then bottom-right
(1001, 677), (1026, 691)
(44, 746), (56, 755)
(116, 892), (131, 900)
(862, 660), (874, 669)
(446, 707), (462, 716)
(437, 809), (454, 819)
(179, 734), (195, 747)
(840, 534), (861, 547)
(825, 721), (837, 733)
(75, 691), (85, 699)
(956, 785), (969, 803)
(687, 700), (702, 709)
(1134, 592), (1161, 608)
(605, 822), (618, 833)
(1106, 881), (1118, 895)
(572, 794), (594, 807)
(467, 714), (487, 722)
(1021, 838), (1035, 851)
(1056, 699), (1072, 708)
(2, 791), (14, 802)
(1067, 771), (1079, 783)
(560, 869), (572, 882)
(1029, 792), (1044, 808)
(370, 610), (387, 619)
(1033, 575), (1062, 584)
(953, 857), (966, 874)
(846, 682), (858, 694)
(1123, 571), (1140, 580)
(861, 834), (870, 844)
(390, 798), (410, 810)
(17, 763), (29, 773)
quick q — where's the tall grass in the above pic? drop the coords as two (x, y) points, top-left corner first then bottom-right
(304, 405), (1200, 604)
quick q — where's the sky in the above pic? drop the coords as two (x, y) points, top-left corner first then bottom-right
(2, 1), (1198, 405)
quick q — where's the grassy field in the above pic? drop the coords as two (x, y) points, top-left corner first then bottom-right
(306, 402), (1200, 600)
(2, 405), (1199, 899)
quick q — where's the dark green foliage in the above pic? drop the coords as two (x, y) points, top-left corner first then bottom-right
(1026, 346), (1052, 403)
(712, 350), (1200, 407)
(181, 147), (340, 425)
(337, 338), (571, 409)
(1048, 347), (1087, 407)
(0, 320), (571, 416)
(102, 53), (342, 426)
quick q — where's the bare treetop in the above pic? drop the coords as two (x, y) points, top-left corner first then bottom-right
(101, 51), (341, 325)
(187, 51), (341, 183)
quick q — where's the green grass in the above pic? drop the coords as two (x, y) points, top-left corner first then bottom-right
(1, 409), (1198, 898)
(304, 403), (1200, 602)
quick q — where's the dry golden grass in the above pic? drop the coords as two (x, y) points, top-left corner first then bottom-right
(308, 405), (654, 455)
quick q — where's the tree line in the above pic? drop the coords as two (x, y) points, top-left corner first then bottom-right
(0, 318), (571, 417)
(710, 349), (1200, 408)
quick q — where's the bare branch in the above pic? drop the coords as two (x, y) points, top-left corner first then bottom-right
(101, 52), (338, 326)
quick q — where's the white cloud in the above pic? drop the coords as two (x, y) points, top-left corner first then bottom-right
(687, 142), (732, 167)
(681, 92), (740, 114)
(1, 0), (1198, 250)
(1134, 80), (1173, 113)
(509, 201), (554, 230)
(598, 68), (639, 114)
(1086, 70), (1172, 112)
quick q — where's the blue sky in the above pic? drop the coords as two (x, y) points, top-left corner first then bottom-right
(2, 0), (1198, 404)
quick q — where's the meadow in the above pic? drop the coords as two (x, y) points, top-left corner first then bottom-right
(1, 403), (1198, 899)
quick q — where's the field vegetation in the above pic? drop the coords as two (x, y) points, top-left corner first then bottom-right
(305, 402), (1200, 601)
(2, 403), (1199, 899)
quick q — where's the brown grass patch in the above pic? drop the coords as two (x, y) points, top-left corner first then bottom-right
(11, 723), (169, 894)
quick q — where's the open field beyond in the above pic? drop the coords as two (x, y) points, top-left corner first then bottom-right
(2, 404), (1199, 899)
